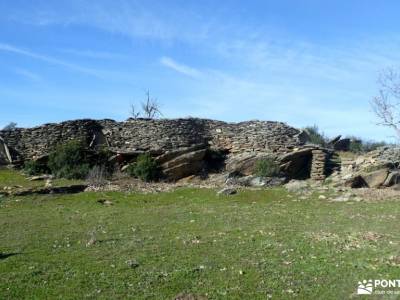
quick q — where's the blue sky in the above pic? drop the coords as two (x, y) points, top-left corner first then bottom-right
(1, 0), (400, 141)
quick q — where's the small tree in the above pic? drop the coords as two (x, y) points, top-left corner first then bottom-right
(371, 67), (400, 140)
(2, 122), (17, 130)
(130, 91), (163, 119)
(130, 104), (141, 119)
(141, 91), (162, 119)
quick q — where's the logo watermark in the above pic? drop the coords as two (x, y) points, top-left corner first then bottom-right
(357, 280), (373, 295)
(357, 279), (400, 295)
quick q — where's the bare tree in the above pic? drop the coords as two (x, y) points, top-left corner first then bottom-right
(371, 67), (400, 139)
(130, 104), (141, 119)
(141, 91), (162, 119)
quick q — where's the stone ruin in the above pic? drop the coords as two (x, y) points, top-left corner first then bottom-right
(0, 118), (334, 182)
(329, 146), (400, 189)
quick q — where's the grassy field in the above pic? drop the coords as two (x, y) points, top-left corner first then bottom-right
(0, 168), (82, 190)
(0, 189), (400, 299)
(1, 172), (400, 299)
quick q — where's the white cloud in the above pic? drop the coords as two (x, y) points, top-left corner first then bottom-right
(160, 57), (202, 78)
(0, 43), (137, 82)
(0, 43), (105, 77)
(60, 48), (128, 60)
(8, 1), (212, 43)
(14, 68), (42, 81)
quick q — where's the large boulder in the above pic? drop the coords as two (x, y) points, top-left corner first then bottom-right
(225, 175), (286, 187)
(225, 152), (270, 176)
(156, 144), (205, 165)
(160, 147), (207, 181)
(383, 171), (400, 187)
(359, 169), (389, 188)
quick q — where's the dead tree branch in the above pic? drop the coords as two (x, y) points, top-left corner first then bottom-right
(371, 67), (400, 140)
(141, 91), (162, 119)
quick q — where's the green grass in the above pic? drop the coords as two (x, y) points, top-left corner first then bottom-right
(1, 185), (400, 299)
(0, 168), (83, 190)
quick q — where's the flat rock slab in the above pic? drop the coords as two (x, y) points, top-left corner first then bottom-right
(360, 169), (389, 188)
(5, 184), (88, 196)
(217, 187), (237, 195)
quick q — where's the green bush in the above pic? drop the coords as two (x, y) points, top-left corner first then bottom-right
(92, 146), (114, 176)
(48, 140), (90, 179)
(127, 153), (160, 182)
(304, 125), (327, 147)
(348, 138), (363, 153)
(23, 160), (49, 176)
(255, 157), (280, 177)
(347, 136), (388, 153)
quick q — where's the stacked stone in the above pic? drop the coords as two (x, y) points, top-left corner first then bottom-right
(0, 118), (306, 164)
(0, 119), (102, 161)
(311, 149), (327, 181)
(100, 118), (208, 153)
(206, 120), (304, 154)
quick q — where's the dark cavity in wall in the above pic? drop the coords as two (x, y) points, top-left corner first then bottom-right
(204, 148), (229, 173)
(281, 151), (313, 180)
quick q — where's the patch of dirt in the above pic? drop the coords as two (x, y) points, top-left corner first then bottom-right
(352, 188), (400, 202)
(308, 231), (385, 250)
(387, 255), (400, 266)
(85, 174), (227, 194)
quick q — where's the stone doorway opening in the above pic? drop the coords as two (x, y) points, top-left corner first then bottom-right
(280, 148), (329, 181)
(280, 149), (314, 180)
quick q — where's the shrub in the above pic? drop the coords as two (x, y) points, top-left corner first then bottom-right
(348, 138), (363, 153)
(92, 147), (114, 176)
(86, 165), (108, 186)
(255, 157), (280, 177)
(23, 160), (49, 176)
(347, 136), (388, 153)
(48, 140), (90, 179)
(304, 125), (327, 147)
(127, 153), (160, 182)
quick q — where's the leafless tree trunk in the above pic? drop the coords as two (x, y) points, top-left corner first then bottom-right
(141, 91), (162, 119)
(371, 67), (400, 140)
(130, 104), (140, 119)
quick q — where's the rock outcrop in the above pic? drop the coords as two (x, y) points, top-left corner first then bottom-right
(330, 147), (400, 188)
(225, 152), (273, 176)
(158, 146), (207, 181)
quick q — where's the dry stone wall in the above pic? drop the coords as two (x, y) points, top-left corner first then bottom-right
(0, 118), (306, 164)
(0, 119), (102, 162)
(99, 118), (208, 153)
(310, 149), (327, 181)
(205, 120), (305, 154)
